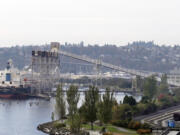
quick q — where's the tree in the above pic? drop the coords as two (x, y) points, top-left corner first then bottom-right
(112, 104), (132, 126)
(55, 84), (66, 120)
(140, 96), (149, 103)
(83, 86), (99, 130)
(173, 88), (180, 100)
(137, 102), (157, 115)
(66, 85), (80, 133)
(69, 113), (82, 133)
(143, 76), (157, 100)
(97, 88), (114, 124)
(161, 74), (168, 84)
(136, 76), (144, 91)
(158, 74), (169, 95)
(158, 94), (173, 108)
(123, 95), (137, 106)
(51, 112), (54, 121)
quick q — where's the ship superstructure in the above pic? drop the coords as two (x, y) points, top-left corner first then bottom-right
(0, 59), (22, 87)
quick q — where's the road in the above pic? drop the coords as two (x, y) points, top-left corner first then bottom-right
(134, 104), (180, 127)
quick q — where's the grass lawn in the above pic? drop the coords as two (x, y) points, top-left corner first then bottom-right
(82, 124), (139, 135)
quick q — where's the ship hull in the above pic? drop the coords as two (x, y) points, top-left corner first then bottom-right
(0, 87), (31, 99)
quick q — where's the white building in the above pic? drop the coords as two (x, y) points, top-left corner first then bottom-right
(167, 68), (180, 86)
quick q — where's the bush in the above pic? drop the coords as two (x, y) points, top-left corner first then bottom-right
(132, 121), (141, 130)
(136, 103), (157, 115)
(53, 122), (66, 129)
(123, 96), (137, 106)
(112, 104), (132, 123)
(157, 94), (174, 109)
(128, 121), (142, 130)
(137, 129), (151, 134)
(103, 132), (113, 135)
(128, 121), (135, 129)
(140, 123), (151, 129)
(68, 113), (82, 133)
(100, 127), (106, 133)
(111, 120), (129, 127)
(128, 121), (151, 131)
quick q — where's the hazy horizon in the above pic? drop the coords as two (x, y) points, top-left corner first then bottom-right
(0, 0), (180, 47)
(0, 40), (177, 48)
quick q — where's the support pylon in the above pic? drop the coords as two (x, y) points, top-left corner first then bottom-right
(132, 76), (137, 91)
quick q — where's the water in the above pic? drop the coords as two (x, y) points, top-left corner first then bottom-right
(0, 99), (53, 135)
(0, 93), (141, 135)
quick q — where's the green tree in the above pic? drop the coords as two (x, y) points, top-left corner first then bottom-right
(136, 76), (144, 91)
(161, 74), (168, 84)
(123, 95), (137, 106)
(97, 88), (114, 124)
(173, 88), (180, 101)
(158, 74), (169, 95)
(137, 102), (157, 115)
(66, 85), (80, 133)
(55, 84), (66, 120)
(69, 113), (82, 133)
(140, 96), (149, 103)
(143, 76), (157, 100)
(51, 112), (54, 121)
(83, 86), (99, 130)
(112, 104), (132, 121)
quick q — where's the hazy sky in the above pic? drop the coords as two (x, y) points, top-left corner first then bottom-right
(0, 0), (180, 46)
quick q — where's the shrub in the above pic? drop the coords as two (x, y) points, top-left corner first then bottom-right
(111, 120), (129, 127)
(128, 121), (135, 129)
(137, 103), (157, 115)
(157, 94), (174, 109)
(123, 96), (137, 106)
(53, 122), (66, 129)
(68, 113), (82, 133)
(127, 121), (141, 130)
(100, 127), (106, 133)
(141, 123), (151, 129)
(103, 132), (113, 135)
(137, 129), (151, 134)
(132, 121), (141, 130)
(128, 121), (151, 130)
(112, 104), (132, 122)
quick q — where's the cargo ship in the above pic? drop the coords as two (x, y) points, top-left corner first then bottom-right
(0, 42), (60, 100)
(0, 86), (31, 99)
(0, 59), (32, 99)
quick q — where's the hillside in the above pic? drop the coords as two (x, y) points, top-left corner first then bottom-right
(0, 41), (179, 73)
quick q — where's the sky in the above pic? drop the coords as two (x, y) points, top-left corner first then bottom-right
(0, 0), (180, 47)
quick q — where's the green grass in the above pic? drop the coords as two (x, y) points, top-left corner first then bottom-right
(107, 126), (138, 135)
(82, 124), (102, 131)
(82, 124), (139, 135)
(65, 119), (140, 135)
(106, 126), (120, 133)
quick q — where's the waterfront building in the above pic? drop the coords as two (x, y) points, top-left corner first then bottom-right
(168, 68), (180, 86)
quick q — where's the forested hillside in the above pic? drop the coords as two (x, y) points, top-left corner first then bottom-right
(0, 41), (179, 73)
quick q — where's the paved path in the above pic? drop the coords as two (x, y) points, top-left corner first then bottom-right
(89, 131), (101, 135)
(113, 126), (135, 133)
(167, 131), (179, 135)
(88, 126), (136, 135)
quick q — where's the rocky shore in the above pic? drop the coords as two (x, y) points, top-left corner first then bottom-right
(37, 121), (90, 135)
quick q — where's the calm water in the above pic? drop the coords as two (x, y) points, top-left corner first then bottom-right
(0, 93), (141, 135)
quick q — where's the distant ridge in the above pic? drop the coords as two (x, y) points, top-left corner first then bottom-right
(0, 41), (179, 73)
